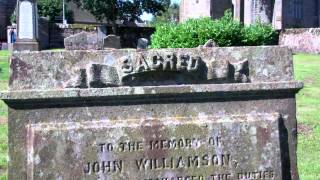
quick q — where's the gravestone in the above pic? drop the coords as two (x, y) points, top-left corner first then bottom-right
(104, 35), (121, 49)
(13, 0), (39, 51)
(1, 46), (302, 179)
(137, 38), (149, 50)
(64, 32), (104, 50)
(0, 43), (8, 50)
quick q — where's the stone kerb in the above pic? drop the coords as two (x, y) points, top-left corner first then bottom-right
(1, 46), (303, 179)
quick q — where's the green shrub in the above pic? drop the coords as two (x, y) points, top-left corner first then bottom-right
(242, 21), (278, 46)
(151, 10), (278, 48)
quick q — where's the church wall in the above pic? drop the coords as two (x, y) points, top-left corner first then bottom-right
(179, 0), (212, 22)
(211, 0), (233, 19)
(301, 0), (319, 27)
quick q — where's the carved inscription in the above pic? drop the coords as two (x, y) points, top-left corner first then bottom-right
(120, 52), (201, 78)
(82, 133), (276, 180)
(83, 136), (234, 175)
(65, 52), (251, 88)
(30, 114), (281, 179)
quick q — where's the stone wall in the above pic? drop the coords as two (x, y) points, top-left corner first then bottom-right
(279, 28), (320, 54)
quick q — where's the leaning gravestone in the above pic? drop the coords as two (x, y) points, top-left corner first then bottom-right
(1, 46), (302, 179)
(13, 0), (39, 51)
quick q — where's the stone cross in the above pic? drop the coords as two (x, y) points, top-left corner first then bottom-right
(14, 0), (39, 51)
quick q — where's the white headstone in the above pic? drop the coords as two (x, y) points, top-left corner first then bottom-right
(18, 1), (34, 39)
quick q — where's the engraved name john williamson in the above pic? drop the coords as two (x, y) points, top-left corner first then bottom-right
(83, 136), (276, 180)
(76, 117), (280, 179)
(84, 136), (227, 173)
(30, 115), (280, 179)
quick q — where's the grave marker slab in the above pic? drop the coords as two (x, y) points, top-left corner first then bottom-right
(104, 35), (121, 49)
(1, 46), (303, 179)
(18, 1), (34, 39)
(13, 0), (39, 51)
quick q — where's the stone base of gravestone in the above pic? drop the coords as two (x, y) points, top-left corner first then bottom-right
(104, 35), (121, 49)
(12, 40), (39, 51)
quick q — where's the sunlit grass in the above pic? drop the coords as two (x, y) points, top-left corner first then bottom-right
(294, 54), (320, 179)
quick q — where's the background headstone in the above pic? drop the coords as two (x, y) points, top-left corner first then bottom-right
(104, 35), (121, 49)
(64, 32), (103, 50)
(0, 43), (8, 50)
(13, 0), (39, 51)
(137, 38), (149, 49)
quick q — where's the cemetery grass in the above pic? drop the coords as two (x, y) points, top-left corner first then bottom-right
(294, 54), (320, 180)
(0, 50), (8, 179)
(0, 51), (318, 179)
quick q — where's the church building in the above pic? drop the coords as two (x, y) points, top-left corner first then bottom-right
(180, 0), (320, 29)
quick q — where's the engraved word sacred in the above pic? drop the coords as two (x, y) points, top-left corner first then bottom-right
(120, 53), (201, 78)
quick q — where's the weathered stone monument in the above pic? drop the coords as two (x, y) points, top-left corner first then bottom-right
(1, 46), (302, 179)
(64, 32), (104, 50)
(13, 0), (39, 51)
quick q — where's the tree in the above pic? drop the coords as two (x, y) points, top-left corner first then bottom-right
(68, 0), (171, 33)
(38, 0), (62, 21)
(153, 3), (179, 24)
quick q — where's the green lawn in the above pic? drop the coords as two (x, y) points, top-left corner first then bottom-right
(0, 50), (318, 179)
(0, 50), (8, 179)
(294, 54), (320, 180)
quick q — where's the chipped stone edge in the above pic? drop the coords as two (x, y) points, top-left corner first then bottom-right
(0, 81), (303, 100)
